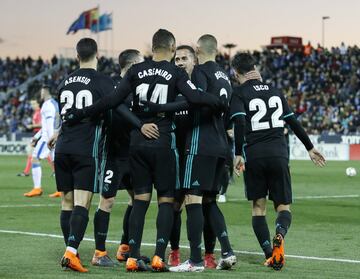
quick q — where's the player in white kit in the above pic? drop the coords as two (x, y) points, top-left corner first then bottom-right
(24, 85), (60, 197)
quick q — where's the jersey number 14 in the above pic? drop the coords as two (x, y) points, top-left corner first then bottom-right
(136, 83), (168, 105)
(249, 96), (284, 131)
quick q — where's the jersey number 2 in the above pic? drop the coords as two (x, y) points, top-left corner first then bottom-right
(60, 90), (93, 115)
(249, 96), (284, 131)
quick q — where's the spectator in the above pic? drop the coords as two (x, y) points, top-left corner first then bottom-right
(1, 46), (359, 136)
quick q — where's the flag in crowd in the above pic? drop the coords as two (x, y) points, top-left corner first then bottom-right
(67, 7), (112, 34)
(91, 13), (112, 33)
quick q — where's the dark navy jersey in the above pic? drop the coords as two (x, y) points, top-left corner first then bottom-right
(107, 76), (132, 159)
(56, 68), (115, 157)
(174, 94), (191, 156)
(229, 79), (294, 160)
(185, 61), (232, 158)
(98, 60), (208, 149)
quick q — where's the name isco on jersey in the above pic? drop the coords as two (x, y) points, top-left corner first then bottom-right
(65, 76), (91, 86)
(215, 71), (230, 84)
(253, 85), (269, 91)
(138, 68), (172, 80)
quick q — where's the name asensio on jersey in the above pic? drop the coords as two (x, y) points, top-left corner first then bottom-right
(214, 71), (231, 84)
(65, 76), (91, 86)
(138, 68), (173, 80)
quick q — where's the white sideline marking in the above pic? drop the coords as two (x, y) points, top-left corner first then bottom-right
(0, 201), (146, 208)
(1, 194), (358, 208)
(228, 194), (360, 202)
(0, 229), (359, 264)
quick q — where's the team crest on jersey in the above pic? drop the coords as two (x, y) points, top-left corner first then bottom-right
(187, 80), (196, 90)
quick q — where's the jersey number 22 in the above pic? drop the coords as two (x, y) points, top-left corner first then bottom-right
(249, 96), (284, 131)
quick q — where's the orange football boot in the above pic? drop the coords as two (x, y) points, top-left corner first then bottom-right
(49, 191), (61, 198)
(271, 234), (285, 270)
(61, 250), (88, 272)
(116, 244), (130, 261)
(24, 188), (43, 197)
(126, 257), (151, 272)
(151, 255), (169, 272)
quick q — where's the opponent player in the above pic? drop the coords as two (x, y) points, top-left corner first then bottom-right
(64, 29), (222, 272)
(55, 38), (157, 272)
(23, 86), (59, 197)
(230, 52), (326, 270)
(17, 99), (42, 177)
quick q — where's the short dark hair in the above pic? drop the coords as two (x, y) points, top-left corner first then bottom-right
(198, 34), (217, 54)
(41, 84), (52, 94)
(76, 38), (97, 62)
(118, 49), (140, 69)
(152, 29), (176, 51)
(231, 52), (256, 74)
(176, 45), (195, 57)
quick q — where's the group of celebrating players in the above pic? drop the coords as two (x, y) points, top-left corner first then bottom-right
(45, 28), (326, 273)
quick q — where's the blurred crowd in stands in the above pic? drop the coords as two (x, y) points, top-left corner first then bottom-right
(1, 42), (359, 135)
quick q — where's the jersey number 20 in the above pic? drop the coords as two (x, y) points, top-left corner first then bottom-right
(249, 96), (284, 131)
(60, 90), (93, 115)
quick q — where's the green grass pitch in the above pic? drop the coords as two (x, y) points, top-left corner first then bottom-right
(0, 155), (359, 278)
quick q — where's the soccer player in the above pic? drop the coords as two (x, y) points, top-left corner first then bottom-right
(23, 85), (59, 197)
(64, 29), (222, 272)
(55, 38), (158, 272)
(166, 45), (219, 269)
(91, 49), (149, 267)
(167, 45), (198, 267)
(230, 53), (326, 270)
(146, 36), (236, 271)
(17, 99), (41, 177)
(169, 34), (236, 272)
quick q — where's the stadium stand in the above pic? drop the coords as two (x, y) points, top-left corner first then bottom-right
(0, 44), (359, 136)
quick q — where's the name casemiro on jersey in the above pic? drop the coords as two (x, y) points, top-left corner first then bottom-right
(138, 68), (173, 80)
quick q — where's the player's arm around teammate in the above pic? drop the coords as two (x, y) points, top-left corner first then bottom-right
(91, 50), (159, 267)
